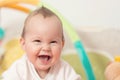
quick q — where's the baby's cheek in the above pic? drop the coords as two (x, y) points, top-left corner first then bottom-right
(115, 75), (120, 80)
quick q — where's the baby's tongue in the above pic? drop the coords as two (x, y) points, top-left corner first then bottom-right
(39, 55), (49, 64)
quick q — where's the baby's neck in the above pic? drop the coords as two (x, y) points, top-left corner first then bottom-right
(37, 68), (50, 79)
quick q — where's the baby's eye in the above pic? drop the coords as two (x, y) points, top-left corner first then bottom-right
(50, 41), (57, 43)
(33, 40), (41, 42)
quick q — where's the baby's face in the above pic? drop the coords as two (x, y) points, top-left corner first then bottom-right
(20, 15), (64, 72)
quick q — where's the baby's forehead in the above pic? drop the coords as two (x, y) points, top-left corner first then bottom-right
(25, 15), (63, 33)
(27, 14), (61, 24)
(27, 15), (62, 27)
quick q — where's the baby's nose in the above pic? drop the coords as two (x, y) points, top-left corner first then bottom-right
(42, 44), (50, 51)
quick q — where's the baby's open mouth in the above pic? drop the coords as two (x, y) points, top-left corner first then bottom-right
(38, 55), (51, 64)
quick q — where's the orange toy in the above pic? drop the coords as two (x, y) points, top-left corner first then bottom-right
(0, 0), (39, 7)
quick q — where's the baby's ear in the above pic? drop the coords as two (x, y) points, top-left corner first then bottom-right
(20, 37), (25, 50)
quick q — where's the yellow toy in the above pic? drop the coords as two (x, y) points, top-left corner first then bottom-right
(115, 56), (120, 62)
(0, 39), (24, 74)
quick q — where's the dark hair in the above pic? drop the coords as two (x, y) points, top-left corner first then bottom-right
(21, 7), (64, 41)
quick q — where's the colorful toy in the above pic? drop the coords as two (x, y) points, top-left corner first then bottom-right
(0, 1), (95, 80)
(0, 27), (5, 60)
(0, 39), (24, 75)
(115, 56), (120, 62)
(0, 0), (39, 7)
(0, 27), (5, 40)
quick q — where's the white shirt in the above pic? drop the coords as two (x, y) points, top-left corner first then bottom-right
(2, 55), (81, 80)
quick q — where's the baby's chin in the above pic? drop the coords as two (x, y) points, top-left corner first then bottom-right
(36, 65), (51, 73)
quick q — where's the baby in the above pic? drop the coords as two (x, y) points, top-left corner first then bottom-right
(105, 62), (120, 80)
(2, 7), (81, 80)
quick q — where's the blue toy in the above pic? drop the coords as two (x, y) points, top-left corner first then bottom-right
(0, 27), (5, 40)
